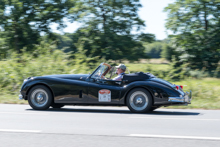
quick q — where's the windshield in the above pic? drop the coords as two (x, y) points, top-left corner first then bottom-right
(91, 63), (130, 80)
(91, 64), (107, 79)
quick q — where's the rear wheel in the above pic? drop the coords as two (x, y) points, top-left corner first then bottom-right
(126, 88), (152, 113)
(28, 85), (52, 110)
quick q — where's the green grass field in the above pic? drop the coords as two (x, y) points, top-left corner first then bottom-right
(126, 63), (170, 73)
(169, 78), (220, 109)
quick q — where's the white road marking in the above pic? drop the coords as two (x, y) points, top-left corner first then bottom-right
(0, 129), (42, 133)
(129, 134), (220, 140)
(0, 112), (49, 115)
(129, 117), (220, 121)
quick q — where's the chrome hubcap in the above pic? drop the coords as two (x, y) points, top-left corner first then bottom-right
(130, 91), (148, 111)
(136, 97), (143, 104)
(36, 94), (44, 102)
(31, 89), (48, 107)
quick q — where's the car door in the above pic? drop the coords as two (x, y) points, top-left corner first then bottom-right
(53, 76), (89, 104)
(87, 78), (122, 104)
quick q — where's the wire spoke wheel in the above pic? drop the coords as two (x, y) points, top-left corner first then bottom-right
(28, 85), (52, 110)
(127, 88), (152, 113)
(130, 91), (148, 111)
(30, 89), (49, 107)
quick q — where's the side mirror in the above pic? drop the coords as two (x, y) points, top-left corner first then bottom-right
(90, 78), (95, 82)
(96, 79), (101, 84)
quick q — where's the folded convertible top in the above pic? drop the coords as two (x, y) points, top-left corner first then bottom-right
(123, 72), (156, 83)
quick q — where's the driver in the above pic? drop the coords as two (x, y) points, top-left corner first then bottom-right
(112, 64), (126, 81)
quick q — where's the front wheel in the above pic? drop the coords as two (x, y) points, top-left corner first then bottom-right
(126, 88), (152, 113)
(28, 85), (53, 110)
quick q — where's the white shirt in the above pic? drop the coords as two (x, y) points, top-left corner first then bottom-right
(112, 73), (125, 81)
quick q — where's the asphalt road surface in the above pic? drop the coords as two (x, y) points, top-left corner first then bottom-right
(0, 104), (220, 147)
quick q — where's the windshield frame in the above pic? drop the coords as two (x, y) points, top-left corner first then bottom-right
(90, 63), (111, 80)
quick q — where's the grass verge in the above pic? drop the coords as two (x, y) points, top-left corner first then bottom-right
(167, 78), (220, 109)
(126, 63), (170, 73)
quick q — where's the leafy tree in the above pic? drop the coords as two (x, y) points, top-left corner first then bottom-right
(0, 0), (78, 53)
(166, 55), (190, 80)
(53, 33), (73, 52)
(72, 0), (147, 61)
(138, 33), (156, 43)
(144, 39), (177, 60)
(144, 42), (163, 58)
(0, 31), (8, 59)
(160, 39), (177, 61)
(164, 0), (220, 74)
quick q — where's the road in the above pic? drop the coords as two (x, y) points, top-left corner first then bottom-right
(0, 104), (219, 147)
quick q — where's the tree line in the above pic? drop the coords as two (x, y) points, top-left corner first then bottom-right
(165, 0), (220, 76)
(0, 0), (156, 61)
(0, 0), (220, 77)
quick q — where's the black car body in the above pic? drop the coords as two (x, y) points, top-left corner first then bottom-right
(19, 63), (192, 112)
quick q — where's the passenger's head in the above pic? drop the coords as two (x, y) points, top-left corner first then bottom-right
(116, 64), (126, 74)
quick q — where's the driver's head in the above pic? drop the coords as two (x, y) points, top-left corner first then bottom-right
(116, 64), (126, 74)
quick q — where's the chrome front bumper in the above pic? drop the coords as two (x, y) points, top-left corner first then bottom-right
(19, 93), (24, 100)
(168, 90), (192, 103)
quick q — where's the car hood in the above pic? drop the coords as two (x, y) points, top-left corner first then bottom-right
(150, 78), (174, 87)
(42, 74), (90, 81)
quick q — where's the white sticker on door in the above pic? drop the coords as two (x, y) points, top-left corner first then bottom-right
(98, 89), (111, 102)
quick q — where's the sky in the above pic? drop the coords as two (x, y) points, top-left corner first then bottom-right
(139, 0), (175, 40)
(51, 0), (175, 40)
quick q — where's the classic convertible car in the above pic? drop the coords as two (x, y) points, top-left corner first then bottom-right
(19, 63), (192, 113)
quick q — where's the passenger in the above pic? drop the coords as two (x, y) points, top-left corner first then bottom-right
(112, 64), (126, 81)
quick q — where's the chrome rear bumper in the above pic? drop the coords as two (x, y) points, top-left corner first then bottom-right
(168, 90), (192, 103)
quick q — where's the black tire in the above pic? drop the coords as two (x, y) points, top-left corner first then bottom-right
(28, 85), (53, 110)
(126, 88), (152, 113)
(51, 104), (65, 108)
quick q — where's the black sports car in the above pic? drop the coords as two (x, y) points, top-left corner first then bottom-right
(19, 63), (192, 113)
